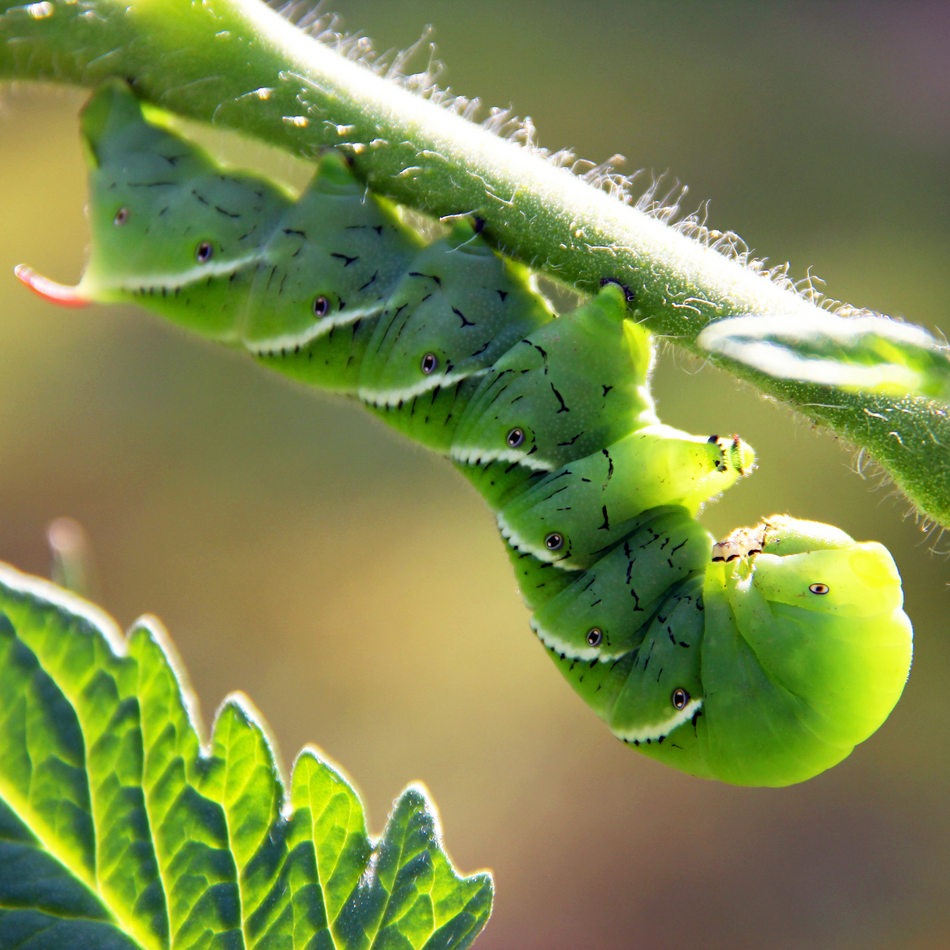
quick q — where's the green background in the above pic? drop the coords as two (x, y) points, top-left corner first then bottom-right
(1, 2), (948, 947)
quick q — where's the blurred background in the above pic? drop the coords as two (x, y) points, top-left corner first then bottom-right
(2, 2), (949, 947)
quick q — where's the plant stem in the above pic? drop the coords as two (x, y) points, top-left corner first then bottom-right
(3, 0), (949, 525)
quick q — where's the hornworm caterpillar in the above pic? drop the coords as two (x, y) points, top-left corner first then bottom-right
(16, 83), (913, 787)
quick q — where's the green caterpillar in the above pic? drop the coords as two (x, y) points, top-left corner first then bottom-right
(16, 82), (913, 787)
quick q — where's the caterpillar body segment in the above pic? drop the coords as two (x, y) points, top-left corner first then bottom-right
(451, 284), (659, 508)
(243, 160), (422, 392)
(79, 82), (296, 339)
(530, 506), (712, 663)
(496, 425), (755, 571)
(15, 82), (914, 787)
(357, 224), (553, 452)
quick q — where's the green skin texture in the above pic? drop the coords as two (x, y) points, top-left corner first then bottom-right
(57, 83), (912, 787)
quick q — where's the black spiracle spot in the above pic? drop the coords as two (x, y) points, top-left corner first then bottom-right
(313, 295), (330, 318)
(672, 688), (690, 710)
(196, 242), (213, 263)
(421, 353), (438, 375)
(544, 532), (564, 552)
(586, 627), (603, 646)
(114, 207), (129, 226)
(809, 583), (830, 595)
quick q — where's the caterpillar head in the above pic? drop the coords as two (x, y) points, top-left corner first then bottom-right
(700, 515), (913, 786)
(708, 434), (757, 477)
(713, 514), (898, 614)
(711, 524), (764, 562)
(752, 526), (904, 619)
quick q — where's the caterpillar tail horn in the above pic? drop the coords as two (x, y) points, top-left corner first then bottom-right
(14, 265), (91, 308)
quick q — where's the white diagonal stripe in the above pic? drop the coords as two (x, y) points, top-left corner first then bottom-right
(243, 302), (387, 354)
(450, 445), (553, 471)
(496, 511), (575, 568)
(611, 699), (703, 744)
(105, 252), (264, 292)
(358, 368), (487, 408)
(530, 618), (617, 662)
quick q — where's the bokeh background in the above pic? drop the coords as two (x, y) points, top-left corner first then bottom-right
(2, 2), (949, 947)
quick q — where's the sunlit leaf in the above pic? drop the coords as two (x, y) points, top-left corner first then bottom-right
(0, 562), (492, 950)
(698, 312), (950, 400)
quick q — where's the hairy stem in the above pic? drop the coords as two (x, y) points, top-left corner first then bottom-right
(2, 0), (948, 525)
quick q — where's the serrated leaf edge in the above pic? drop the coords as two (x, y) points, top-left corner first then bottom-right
(0, 561), (493, 950)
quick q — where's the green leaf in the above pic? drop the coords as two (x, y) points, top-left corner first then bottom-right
(698, 312), (950, 401)
(0, 562), (492, 950)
